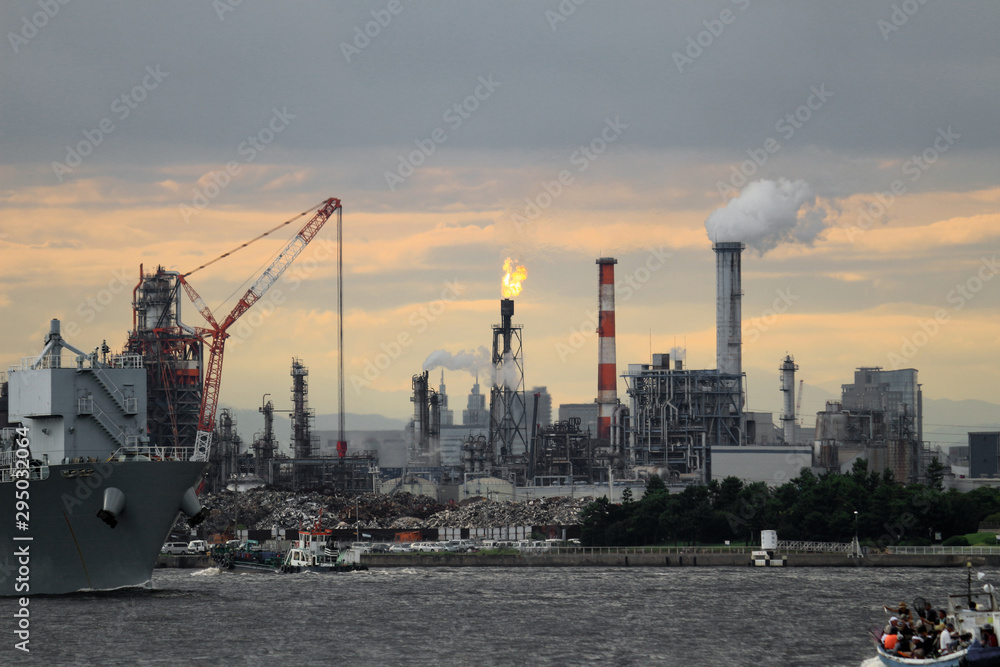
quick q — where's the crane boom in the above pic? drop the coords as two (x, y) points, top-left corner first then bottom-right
(182, 197), (342, 462)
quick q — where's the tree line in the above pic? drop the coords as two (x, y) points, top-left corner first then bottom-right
(580, 459), (1000, 548)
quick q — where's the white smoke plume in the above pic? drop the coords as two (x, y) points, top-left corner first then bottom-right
(493, 349), (521, 390)
(422, 346), (491, 377)
(705, 178), (829, 254)
(669, 346), (686, 361)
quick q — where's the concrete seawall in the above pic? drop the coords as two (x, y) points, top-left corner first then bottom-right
(363, 553), (1000, 568)
(156, 552), (1000, 569)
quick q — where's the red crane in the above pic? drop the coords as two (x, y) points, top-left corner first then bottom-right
(178, 197), (342, 462)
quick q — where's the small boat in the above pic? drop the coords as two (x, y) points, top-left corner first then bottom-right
(277, 520), (367, 574)
(872, 566), (1000, 666)
(211, 540), (284, 572)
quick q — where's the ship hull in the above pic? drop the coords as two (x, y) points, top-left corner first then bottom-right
(1, 460), (207, 596)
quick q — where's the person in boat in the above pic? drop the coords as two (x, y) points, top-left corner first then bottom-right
(883, 616), (901, 636)
(919, 601), (939, 624)
(982, 624), (999, 647)
(938, 622), (956, 654)
(883, 627), (899, 652)
(957, 632), (973, 650)
(916, 626), (937, 658)
(895, 628), (915, 658)
(884, 601), (915, 626)
(883, 601), (910, 615)
(933, 613), (947, 635)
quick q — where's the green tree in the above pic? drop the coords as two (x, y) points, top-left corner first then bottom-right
(580, 496), (614, 546)
(925, 458), (944, 491)
(643, 475), (666, 497)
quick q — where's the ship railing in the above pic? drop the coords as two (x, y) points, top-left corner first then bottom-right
(106, 354), (143, 369)
(87, 401), (129, 447)
(107, 445), (196, 462)
(0, 427), (17, 447)
(89, 364), (131, 413)
(9, 353), (143, 374)
(0, 451), (50, 483)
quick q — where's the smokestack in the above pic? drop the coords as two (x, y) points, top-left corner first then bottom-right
(500, 298), (514, 353)
(779, 354), (798, 444)
(713, 242), (744, 378)
(596, 258), (617, 441)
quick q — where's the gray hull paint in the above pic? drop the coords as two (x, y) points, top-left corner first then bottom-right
(1, 460), (206, 596)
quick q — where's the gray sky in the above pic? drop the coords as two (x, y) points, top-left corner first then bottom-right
(2, 1), (999, 441)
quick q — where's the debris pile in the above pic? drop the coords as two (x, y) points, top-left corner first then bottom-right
(186, 488), (590, 534)
(195, 488), (445, 533)
(423, 497), (590, 528)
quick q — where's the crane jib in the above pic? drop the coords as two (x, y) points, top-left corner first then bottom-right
(183, 197), (341, 463)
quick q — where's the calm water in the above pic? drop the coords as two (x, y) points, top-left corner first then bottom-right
(1, 565), (973, 666)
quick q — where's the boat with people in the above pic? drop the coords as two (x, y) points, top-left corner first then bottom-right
(872, 565), (1000, 666)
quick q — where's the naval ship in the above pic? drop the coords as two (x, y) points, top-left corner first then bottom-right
(0, 320), (207, 596)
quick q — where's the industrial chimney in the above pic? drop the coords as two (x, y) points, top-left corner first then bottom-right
(713, 242), (744, 378)
(779, 354), (798, 444)
(596, 258), (617, 441)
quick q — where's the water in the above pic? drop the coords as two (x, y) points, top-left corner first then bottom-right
(2, 566), (974, 665)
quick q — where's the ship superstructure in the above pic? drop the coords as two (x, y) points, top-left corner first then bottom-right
(1, 320), (207, 596)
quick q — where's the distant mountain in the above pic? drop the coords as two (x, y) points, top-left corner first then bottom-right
(921, 397), (1000, 449)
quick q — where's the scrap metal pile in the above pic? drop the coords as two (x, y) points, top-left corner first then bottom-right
(193, 488), (590, 533)
(422, 497), (590, 529)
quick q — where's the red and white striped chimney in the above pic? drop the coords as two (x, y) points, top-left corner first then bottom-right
(596, 258), (617, 441)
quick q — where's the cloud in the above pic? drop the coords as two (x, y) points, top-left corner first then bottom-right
(705, 178), (830, 254)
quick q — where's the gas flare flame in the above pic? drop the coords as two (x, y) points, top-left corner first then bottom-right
(501, 258), (527, 298)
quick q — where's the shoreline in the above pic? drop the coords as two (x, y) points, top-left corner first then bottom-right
(363, 553), (1000, 568)
(157, 552), (1000, 569)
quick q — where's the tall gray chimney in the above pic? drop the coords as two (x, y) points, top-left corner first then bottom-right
(714, 242), (744, 378)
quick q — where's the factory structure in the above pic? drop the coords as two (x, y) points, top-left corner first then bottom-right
(359, 237), (941, 497)
(812, 367), (924, 483)
(121, 228), (936, 497)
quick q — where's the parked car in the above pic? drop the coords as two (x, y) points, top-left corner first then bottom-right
(388, 543), (412, 553)
(187, 540), (208, 554)
(458, 539), (479, 553)
(350, 542), (372, 553)
(161, 542), (190, 555)
(370, 543), (391, 553)
(445, 539), (478, 553)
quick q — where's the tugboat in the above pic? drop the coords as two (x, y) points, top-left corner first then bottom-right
(279, 520), (367, 573)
